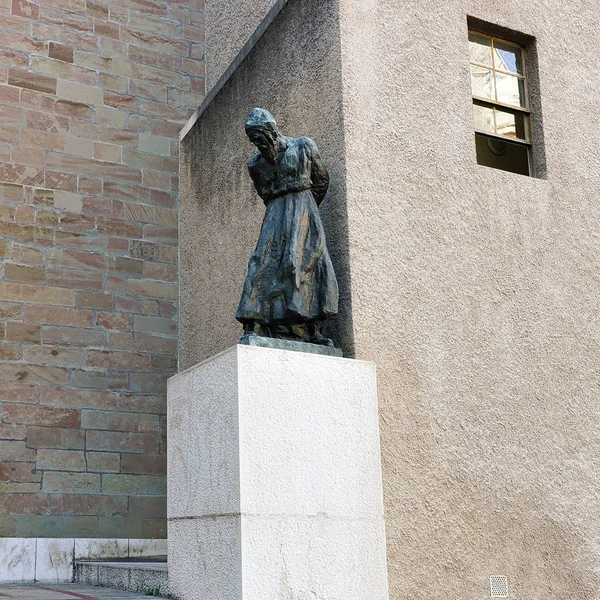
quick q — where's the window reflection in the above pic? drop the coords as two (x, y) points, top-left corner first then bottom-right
(494, 41), (524, 75)
(494, 109), (517, 138)
(468, 30), (532, 176)
(469, 33), (492, 66)
(495, 72), (526, 107)
(473, 103), (495, 134)
(470, 65), (495, 100)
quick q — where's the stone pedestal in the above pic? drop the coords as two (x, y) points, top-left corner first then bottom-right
(167, 344), (389, 600)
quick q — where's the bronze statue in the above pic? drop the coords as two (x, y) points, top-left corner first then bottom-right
(236, 108), (339, 347)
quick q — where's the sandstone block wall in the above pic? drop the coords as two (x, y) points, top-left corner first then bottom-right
(0, 0), (204, 537)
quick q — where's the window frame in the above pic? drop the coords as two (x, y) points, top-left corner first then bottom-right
(469, 30), (533, 175)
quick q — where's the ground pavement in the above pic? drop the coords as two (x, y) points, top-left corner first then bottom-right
(0, 585), (161, 600)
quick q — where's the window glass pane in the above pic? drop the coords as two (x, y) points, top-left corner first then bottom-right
(473, 104), (495, 134)
(471, 65), (495, 100)
(495, 108), (527, 140)
(469, 33), (492, 66)
(494, 41), (524, 75)
(495, 72), (526, 107)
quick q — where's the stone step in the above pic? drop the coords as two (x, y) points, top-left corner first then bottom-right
(74, 559), (169, 598)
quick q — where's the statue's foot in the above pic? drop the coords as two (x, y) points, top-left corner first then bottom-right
(272, 323), (306, 341)
(241, 321), (259, 339)
(309, 334), (335, 348)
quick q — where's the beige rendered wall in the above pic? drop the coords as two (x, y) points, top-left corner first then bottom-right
(339, 0), (599, 597)
(183, 0), (599, 597)
(204, 0), (277, 89)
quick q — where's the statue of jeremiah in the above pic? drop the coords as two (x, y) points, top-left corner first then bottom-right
(236, 108), (339, 347)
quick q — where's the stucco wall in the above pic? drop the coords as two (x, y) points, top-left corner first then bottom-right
(204, 0), (276, 89)
(183, 0), (599, 597)
(339, 0), (599, 597)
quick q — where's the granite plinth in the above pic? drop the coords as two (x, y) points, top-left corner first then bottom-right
(238, 334), (343, 357)
(167, 344), (388, 600)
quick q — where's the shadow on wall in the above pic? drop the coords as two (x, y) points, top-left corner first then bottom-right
(178, 0), (354, 369)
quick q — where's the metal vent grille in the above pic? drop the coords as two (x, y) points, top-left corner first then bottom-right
(490, 575), (509, 597)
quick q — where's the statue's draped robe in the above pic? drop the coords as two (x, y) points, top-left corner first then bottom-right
(236, 136), (339, 325)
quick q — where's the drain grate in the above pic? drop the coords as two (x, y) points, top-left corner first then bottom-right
(490, 575), (509, 597)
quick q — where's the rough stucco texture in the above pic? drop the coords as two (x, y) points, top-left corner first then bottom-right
(338, 0), (600, 598)
(183, 0), (599, 597)
(204, 0), (276, 89)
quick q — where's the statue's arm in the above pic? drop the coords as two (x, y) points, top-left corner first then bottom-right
(306, 138), (329, 206)
(247, 155), (266, 204)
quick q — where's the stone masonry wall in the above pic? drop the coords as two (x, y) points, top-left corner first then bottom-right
(0, 0), (204, 537)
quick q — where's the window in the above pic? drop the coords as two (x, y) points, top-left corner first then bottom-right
(469, 31), (532, 176)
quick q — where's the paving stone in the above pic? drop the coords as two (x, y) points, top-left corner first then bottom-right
(0, 583), (166, 599)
